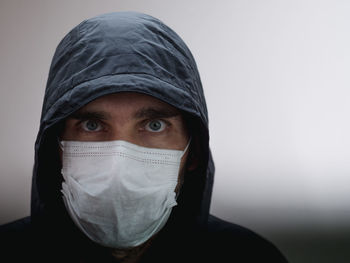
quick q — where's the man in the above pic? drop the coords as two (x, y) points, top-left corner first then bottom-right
(1, 12), (288, 262)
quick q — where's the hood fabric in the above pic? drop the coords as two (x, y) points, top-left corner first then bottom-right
(31, 11), (214, 241)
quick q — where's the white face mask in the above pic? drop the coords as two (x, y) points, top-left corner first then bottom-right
(60, 139), (189, 249)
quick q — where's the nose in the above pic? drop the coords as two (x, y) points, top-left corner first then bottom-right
(103, 123), (137, 144)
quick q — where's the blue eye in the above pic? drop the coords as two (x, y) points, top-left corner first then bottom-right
(82, 120), (102, 132)
(145, 120), (166, 132)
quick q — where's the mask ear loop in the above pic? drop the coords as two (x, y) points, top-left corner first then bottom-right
(175, 137), (192, 200)
(57, 137), (64, 151)
(180, 137), (192, 158)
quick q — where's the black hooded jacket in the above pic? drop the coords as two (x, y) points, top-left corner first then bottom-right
(1, 12), (288, 262)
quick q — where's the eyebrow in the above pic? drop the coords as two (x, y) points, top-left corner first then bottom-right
(69, 110), (111, 120)
(133, 107), (180, 119)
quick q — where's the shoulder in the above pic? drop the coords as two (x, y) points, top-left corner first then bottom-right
(199, 215), (288, 262)
(0, 216), (32, 237)
(0, 217), (34, 258)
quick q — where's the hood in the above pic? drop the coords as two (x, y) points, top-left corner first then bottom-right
(31, 11), (214, 233)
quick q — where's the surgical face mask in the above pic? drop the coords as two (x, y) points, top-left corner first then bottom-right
(60, 139), (189, 248)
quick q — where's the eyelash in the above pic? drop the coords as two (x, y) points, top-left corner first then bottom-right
(79, 119), (104, 133)
(141, 119), (171, 133)
(145, 120), (167, 132)
(76, 119), (171, 134)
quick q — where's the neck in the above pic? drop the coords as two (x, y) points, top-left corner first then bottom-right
(110, 238), (153, 263)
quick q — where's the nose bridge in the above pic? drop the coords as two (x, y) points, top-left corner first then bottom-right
(107, 119), (136, 143)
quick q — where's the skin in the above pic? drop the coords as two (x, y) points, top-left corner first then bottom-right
(60, 92), (192, 262)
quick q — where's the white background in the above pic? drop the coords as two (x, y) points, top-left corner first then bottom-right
(1, 1), (350, 262)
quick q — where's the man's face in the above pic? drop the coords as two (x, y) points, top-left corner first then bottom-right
(60, 92), (190, 190)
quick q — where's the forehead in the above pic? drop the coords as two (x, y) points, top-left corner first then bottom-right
(75, 92), (181, 117)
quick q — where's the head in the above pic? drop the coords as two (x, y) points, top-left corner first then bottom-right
(31, 11), (214, 255)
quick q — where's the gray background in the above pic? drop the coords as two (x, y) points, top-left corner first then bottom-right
(1, 0), (350, 262)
